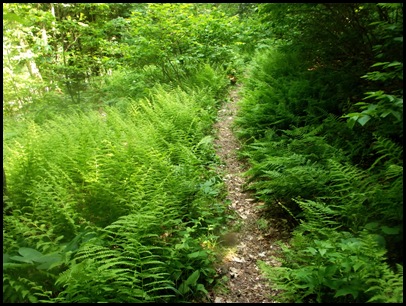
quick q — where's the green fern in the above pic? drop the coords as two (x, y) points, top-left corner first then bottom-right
(294, 199), (341, 232)
(54, 208), (217, 302)
(366, 263), (403, 303)
(3, 72), (227, 303)
(369, 134), (403, 170)
(3, 274), (53, 303)
(54, 212), (178, 302)
(326, 158), (402, 233)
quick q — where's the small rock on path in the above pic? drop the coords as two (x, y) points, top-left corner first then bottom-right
(208, 84), (285, 303)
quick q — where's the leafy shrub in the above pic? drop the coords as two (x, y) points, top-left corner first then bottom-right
(126, 3), (242, 84)
(259, 226), (403, 303)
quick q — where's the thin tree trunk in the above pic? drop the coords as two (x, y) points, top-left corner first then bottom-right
(4, 46), (25, 106)
(20, 39), (43, 81)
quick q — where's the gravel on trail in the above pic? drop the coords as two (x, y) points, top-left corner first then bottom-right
(205, 84), (289, 303)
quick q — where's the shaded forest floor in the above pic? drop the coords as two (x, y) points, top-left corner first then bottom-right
(204, 84), (290, 303)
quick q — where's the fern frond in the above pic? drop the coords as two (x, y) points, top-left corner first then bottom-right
(75, 245), (119, 262)
(328, 159), (367, 193)
(294, 198), (340, 227)
(369, 135), (403, 170)
(366, 263), (403, 303)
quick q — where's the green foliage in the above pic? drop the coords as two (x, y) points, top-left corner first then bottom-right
(259, 227), (403, 303)
(342, 4), (403, 140)
(3, 3), (238, 119)
(164, 219), (217, 300)
(4, 2), (403, 303)
(3, 69), (229, 302)
(366, 264), (403, 303)
(344, 60), (402, 136)
(50, 206), (217, 302)
(259, 195), (402, 303)
(259, 3), (381, 70)
(234, 47), (363, 145)
(235, 4), (402, 303)
(344, 84), (403, 138)
(126, 3), (241, 84)
(54, 211), (178, 302)
(238, 124), (343, 219)
(3, 272), (54, 303)
(183, 63), (230, 101)
(4, 85), (220, 226)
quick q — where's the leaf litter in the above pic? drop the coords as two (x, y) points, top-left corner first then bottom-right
(203, 83), (290, 303)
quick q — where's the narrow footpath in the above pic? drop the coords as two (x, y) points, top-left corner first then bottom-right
(207, 84), (285, 303)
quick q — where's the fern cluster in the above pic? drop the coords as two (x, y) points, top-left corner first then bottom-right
(236, 46), (403, 302)
(54, 210), (179, 302)
(3, 64), (230, 302)
(239, 124), (343, 218)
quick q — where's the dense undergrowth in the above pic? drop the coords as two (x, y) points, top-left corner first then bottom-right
(3, 64), (234, 302)
(3, 3), (403, 303)
(4, 3), (258, 302)
(235, 3), (403, 303)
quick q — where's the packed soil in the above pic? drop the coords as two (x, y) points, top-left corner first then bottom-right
(203, 83), (290, 303)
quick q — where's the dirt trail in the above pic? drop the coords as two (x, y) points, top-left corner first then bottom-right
(207, 84), (284, 303)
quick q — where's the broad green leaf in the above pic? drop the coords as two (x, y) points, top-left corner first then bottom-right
(334, 288), (359, 299)
(381, 225), (400, 235)
(3, 253), (11, 263)
(371, 234), (386, 249)
(185, 269), (200, 286)
(357, 114), (371, 126)
(325, 265), (338, 276)
(21, 289), (30, 298)
(353, 262), (364, 272)
(178, 282), (190, 295)
(36, 256), (64, 270)
(394, 97), (403, 106)
(346, 117), (357, 129)
(318, 248), (327, 256)
(9, 255), (33, 264)
(305, 247), (317, 255)
(27, 295), (39, 303)
(387, 61), (402, 67)
(34, 253), (62, 263)
(390, 110), (401, 121)
(323, 278), (341, 290)
(380, 110), (391, 118)
(18, 247), (43, 261)
(196, 283), (208, 294)
(187, 251), (207, 259)
(371, 61), (390, 67)
(364, 222), (379, 230)
(3, 262), (31, 269)
(365, 104), (378, 112)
